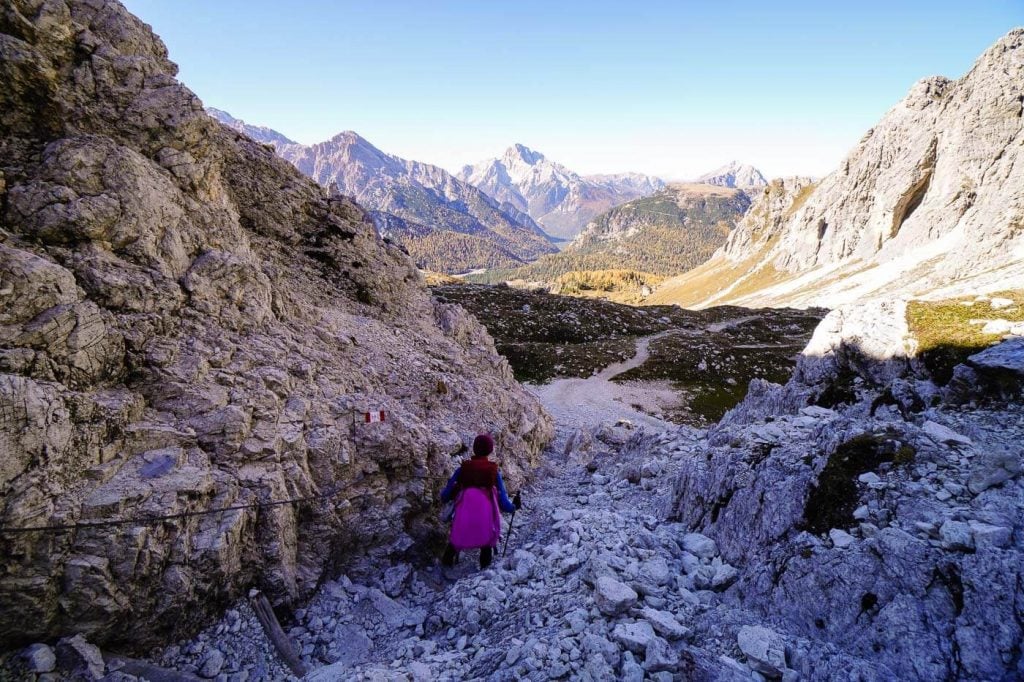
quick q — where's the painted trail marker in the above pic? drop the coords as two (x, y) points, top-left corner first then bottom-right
(363, 410), (386, 423)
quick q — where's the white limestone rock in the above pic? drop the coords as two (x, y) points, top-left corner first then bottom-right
(640, 608), (689, 640)
(593, 577), (638, 616)
(968, 449), (1022, 494)
(737, 625), (788, 678)
(939, 520), (975, 552)
(20, 643), (56, 674)
(829, 529), (856, 549)
(682, 533), (718, 559)
(969, 521), (1012, 549)
(611, 621), (657, 654)
(922, 421), (973, 447)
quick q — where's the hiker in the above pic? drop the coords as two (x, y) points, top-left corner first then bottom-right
(440, 433), (521, 569)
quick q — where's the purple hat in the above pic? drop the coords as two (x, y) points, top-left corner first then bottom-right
(472, 433), (494, 457)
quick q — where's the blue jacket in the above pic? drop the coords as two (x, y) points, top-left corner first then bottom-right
(441, 466), (516, 513)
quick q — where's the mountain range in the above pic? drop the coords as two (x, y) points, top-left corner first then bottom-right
(457, 144), (666, 241)
(209, 110), (557, 273)
(208, 111), (769, 278)
(651, 29), (1024, 308)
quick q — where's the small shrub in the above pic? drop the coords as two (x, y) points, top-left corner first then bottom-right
(803, 434), (897, 534)
(893, 445), (916, 465)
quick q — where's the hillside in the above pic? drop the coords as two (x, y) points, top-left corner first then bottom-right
(466, 184), (751, 300)
(458, 144), (665, 240)
(209, 113), (557, 274)
(651, 30), (1024, 308)
(0, 0), (551, 650)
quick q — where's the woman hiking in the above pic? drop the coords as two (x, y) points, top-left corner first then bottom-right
(440, 433), (520, 569)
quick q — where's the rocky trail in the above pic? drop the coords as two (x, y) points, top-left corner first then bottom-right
(140, 415), (726, 682)
(526, 315), (776, 433)
(128, 342), (714, 681)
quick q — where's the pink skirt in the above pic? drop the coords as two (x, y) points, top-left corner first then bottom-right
(449, 487), (501, 550)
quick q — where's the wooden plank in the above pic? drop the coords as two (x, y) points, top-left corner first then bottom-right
(250, 591), (308, 677)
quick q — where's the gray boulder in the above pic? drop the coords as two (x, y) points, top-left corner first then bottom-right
(21, 643), (56, 673)
(55, 635), (105, 681)
(611, 621), (656, 654)
(737, 625), (788, 678)
(593, 576), (638, 616)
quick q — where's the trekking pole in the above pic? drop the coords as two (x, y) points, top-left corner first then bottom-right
(502, 493), (523, 557)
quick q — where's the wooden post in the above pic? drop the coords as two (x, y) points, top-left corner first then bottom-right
(250, 591), (308, 677)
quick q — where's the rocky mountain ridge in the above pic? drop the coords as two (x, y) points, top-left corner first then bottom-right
(457, 144), (665, 241)
(208, 112), (557, 274)
(651, 29), (1024, 309)
(0, 0), (551, 652)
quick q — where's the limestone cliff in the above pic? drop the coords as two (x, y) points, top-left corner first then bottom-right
(652, 29), (1024, 308)
(0, 0), (551, 651)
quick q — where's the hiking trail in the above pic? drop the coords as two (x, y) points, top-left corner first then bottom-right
(527, 331), (678, 432)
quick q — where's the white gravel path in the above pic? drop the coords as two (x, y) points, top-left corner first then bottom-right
(525, 331), (679, 432)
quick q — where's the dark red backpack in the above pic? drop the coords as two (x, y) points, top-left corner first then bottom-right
(459, 457), (498, 489)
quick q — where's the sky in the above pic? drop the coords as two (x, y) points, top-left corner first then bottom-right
(122, 0), (1022, 180)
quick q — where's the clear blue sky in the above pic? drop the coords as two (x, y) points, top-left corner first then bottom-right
(122, 0), (1022, 179)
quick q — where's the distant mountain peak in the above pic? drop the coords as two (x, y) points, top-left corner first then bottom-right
(505, 143), (546, 165)
(206, 109), (554, 273)
(459, 146), (665, 240)
(696, 162), (767, 189)
(329, 130), (367, 144)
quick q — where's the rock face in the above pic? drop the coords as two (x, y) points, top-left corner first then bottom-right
(652, 30), (1024, 308)
(457, 144), (665, 241)
(695, 161), (767, 191)
(668, 302), (1024, 680)
(208, 111), (557, 274)
(0, 0), (551, 652)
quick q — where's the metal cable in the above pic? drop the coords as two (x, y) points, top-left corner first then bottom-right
(0, 484), (344, 535)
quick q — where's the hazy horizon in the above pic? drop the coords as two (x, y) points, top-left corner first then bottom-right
(123, 0), (1021, 181)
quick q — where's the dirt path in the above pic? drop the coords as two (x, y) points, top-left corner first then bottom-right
(526, 331), (678, 432)
(706, 314), (759, 333)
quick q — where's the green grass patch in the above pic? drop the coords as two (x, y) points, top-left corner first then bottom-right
(907, 290), (1024, 383)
